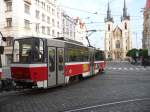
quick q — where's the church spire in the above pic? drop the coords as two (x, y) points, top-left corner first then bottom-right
(123, 0), (127, 17)
(105, 1), (114, 23)
(107, 2), (110, 18)
(121, 0), (130, 21)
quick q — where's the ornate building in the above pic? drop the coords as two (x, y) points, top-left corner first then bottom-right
(104, 0), (132, 60)
(143, 0), (150, 49)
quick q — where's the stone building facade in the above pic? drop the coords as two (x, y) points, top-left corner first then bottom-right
(143, 0), (150, 49)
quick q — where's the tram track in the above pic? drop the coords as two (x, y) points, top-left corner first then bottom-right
(63, 97), (150, 112)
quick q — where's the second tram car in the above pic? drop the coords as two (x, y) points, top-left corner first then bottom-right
(11, 37), (105, 88)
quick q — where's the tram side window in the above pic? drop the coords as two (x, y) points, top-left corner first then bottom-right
(81, 48), (89, 62)
(101, 52), (105, 60)
(32, 39), (44, 62)
(13, 41), (20, 62)
(95, 51), (105, 61)
(95, 51), (100, 61)
(58, 49), (64, 71)
(67, 46), (89, 62)
(22, 43), (32, 62)
(39, 39), (44, 61)
(49, 49), (55, 72)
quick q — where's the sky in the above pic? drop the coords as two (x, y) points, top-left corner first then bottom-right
(58, 0), (146, 50)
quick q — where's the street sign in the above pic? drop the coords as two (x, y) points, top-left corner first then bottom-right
(148, 49), (150, 56)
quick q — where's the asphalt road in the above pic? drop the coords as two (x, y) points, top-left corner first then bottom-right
(0, 62), (150, 112)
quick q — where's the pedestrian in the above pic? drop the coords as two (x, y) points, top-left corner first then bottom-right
(142, 57), (147, 68)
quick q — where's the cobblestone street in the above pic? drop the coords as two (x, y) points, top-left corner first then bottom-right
(0, 62), (150, 112)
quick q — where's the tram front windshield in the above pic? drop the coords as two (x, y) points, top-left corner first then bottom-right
(13, 38), (44, 63)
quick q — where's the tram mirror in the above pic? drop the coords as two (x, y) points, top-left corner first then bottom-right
(0, 46), (4, 54)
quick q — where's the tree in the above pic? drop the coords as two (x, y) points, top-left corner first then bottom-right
(141, 49), (148, 58)
(126, 49), (138, 58)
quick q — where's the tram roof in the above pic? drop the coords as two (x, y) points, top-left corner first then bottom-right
(14, 36), (105, 52)
(14, 36), (96, 49)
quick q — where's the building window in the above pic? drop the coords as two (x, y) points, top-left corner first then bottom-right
(52, 19), (55, 27)
(116, 40), (120, 49)
(42, 26), (45, 34)
(24, 4), (30, 14)
(35, 10), (40, 19)
(47, 5), (49, 11)
(6, 37), (14, 46)
(6, 18), (12, 27)
(47, 27), (50, 35)
(125, 22), (127, 30)
(35, 0), (40, 5)
(47, 6), (51, 13)
(57, 12), (59, 18)
(24, 19), (30, 29)
(42, 13), (45, 22)
(35, 24), (40, 33)
(52, 30), (55, 37)
(70, 32), (72, 37)
(108, 24), (110, 31)
(57, 21), (60, 28)
(6, 2), (12, 12)
(47, 16), (50, 24)
(52, 8), (55, 15)
(57, 32), (59, 37)
(41, 2), (45, 9)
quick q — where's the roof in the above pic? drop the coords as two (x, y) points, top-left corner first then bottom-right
(113, 25), (122, 32)
(146, 0), (150, 9)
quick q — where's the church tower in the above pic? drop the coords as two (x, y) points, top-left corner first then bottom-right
(121, 0), (132, 59)
(104, 2), (114, 59)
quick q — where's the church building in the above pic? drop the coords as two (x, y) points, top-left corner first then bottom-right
(104, 0), (132, 60)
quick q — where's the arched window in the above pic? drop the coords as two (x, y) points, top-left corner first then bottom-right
(116, 40), (120, 48)
(125, 23), (127, 30)
(108, 24), (110, 31)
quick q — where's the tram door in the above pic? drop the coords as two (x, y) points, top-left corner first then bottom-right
(48, 47), (65, 87)
(57, 48), (65, 85)
(89, 50), (94, 75)
(48, 47), (57, 87)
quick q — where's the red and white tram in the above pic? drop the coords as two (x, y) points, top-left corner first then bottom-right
(11, 37), (105, 88)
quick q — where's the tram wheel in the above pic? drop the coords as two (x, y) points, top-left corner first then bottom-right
(69, 76), (80, 84)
